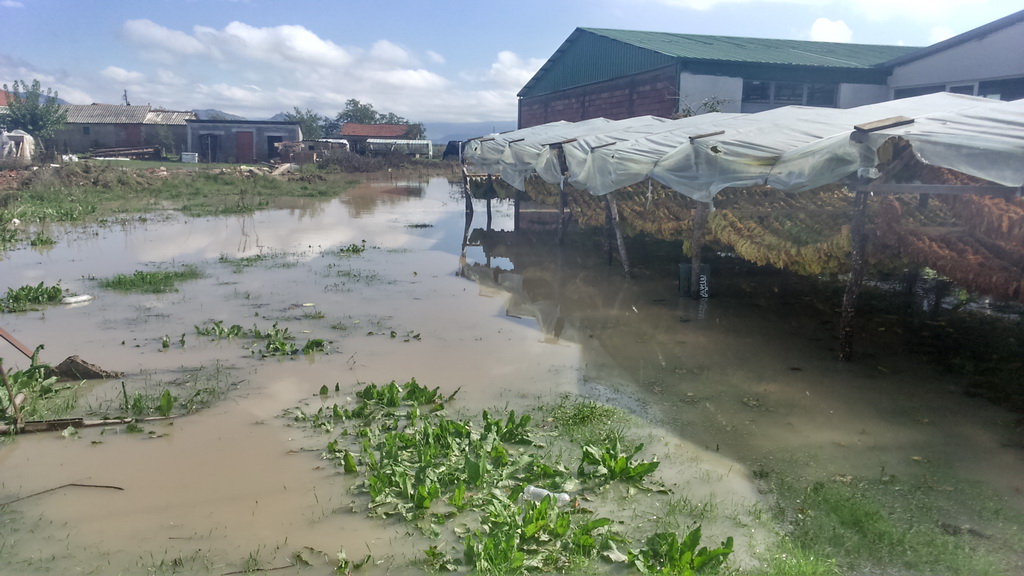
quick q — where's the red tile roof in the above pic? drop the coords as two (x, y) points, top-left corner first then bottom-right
(0, 92), (12, 106)
(340, 123), (410, 138)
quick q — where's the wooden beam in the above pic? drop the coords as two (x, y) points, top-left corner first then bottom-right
(607, 195), (632, 278)
(690, 203), (709, 300)
(853, 116), (914, 133)
(689, 130), (725, 142)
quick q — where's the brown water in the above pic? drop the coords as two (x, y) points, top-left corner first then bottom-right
(0, 177), (1021, 574)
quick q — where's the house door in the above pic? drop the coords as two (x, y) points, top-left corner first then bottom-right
(198, 134), (220, 163)
(267, 136), (283, 159)
(236, 131), (255, 163)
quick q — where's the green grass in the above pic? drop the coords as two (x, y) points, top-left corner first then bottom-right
(755, 472), (1022, 576)
(2, 161), (365, 223)
(99, 265), (203, 293)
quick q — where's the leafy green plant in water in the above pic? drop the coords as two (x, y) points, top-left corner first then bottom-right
(339, 241), (366, 255)
(1, 281), (65, 312)
(195, 320), (245, 339)
(29, 231), (56, 246)
(627, 527), (734, 575)
(297, 378), (734, 575)
(2, 353), (78, 423)
(99, 265), (203, 293)
(578, 436), (660, 483)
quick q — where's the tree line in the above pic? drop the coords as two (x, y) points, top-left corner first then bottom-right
(1, 79), (424, 147)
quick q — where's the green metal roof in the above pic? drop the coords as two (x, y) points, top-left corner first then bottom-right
(519, 28), (921, 98)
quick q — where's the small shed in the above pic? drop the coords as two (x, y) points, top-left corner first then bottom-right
(185, 119), (302, 163)
(1, 129), (35, 163)
(366, 138), (432, 158)
(340, 123), (414, 154)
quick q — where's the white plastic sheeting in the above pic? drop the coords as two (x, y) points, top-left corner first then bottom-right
(556, 113), (741, 190)
(651, 93), (1018, 202)
(499, 116), (670, 190)
(463, 93), (1024, 203)
(463, 120), (576, 176)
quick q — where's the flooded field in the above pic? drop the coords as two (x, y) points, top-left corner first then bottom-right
(1, 176), (1022, 574)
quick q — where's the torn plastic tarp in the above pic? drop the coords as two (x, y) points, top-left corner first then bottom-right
(498, 116), (670, 190)
(463, 121), (575, 176)
(649, 93), (1017, 202)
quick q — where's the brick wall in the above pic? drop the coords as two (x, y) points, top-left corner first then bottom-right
(519, 66), (678, 128)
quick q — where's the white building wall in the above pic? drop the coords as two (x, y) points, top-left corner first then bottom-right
(888, 21), (1024, 91)
(838, 84), (889, 108)
(678, 73), (744, 113)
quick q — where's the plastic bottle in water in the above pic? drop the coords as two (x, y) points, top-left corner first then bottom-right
(523, 485), (572, 505)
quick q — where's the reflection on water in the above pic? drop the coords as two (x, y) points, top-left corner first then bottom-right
(0, 176), (1021, 573)
(462, 203), (1024, 513)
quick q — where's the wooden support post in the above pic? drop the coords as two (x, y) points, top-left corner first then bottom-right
(1, 360), (24, 432)
(555, 147), (570, 245)
(461, 168), (473, 215)
(604, 196), (614, 264)
(557, 184), (568, 245)
(607, 194), (631, 277)
(513, 191), (521, 231)
(486, 197), (493, 230)
(690, 202), (709, 300)
(839, 189), (870, 362)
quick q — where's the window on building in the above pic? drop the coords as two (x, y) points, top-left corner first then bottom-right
(82, 126), (90, 135)
(741, 80), (771, 103)
(742, 80), (837, 107)
(774, 82), (804, 104)
(978, 77), (1024, 101)
(806, 84), (838, 107)
(893, 84), (944, 99)
(948, 84), (975, 95)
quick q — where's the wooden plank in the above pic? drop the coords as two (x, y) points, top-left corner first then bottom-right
(0, 327), (33, 359)
(853, 116), (914, 133)
(689, 130), (725, 142)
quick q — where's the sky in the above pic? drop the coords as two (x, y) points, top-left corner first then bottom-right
(1, 0), (1020, 123)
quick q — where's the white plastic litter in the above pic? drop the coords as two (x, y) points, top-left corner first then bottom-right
(61, 294), (95, 305)
(523, 485), (572, 505)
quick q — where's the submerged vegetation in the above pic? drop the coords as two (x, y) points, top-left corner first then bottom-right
(289, 378), (732, 575)
(195, 319), (328, 357)
(98, 265), (203, 293)
(1, 281), (65, 312)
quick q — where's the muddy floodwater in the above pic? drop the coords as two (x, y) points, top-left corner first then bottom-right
(1, 176), (1022, 574)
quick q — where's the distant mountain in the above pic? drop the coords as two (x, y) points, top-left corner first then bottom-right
(424, 120), (517, 143)
(267, 112), (289, 122)
(192, 109), (247, 120)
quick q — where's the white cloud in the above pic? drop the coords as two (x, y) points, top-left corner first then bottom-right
(647, 0), (825, 9)
(193, 21), (354, 68)
(486, 51), (546, 91)
(16, 20), (532, 122)
(101, 66), (146, 83)
(123, 19), (206, 57)
(809, 17), (853, 42)
(928, 25), (957, 43)
(846, 0), (987, 21)
(369, 40), (412, 66)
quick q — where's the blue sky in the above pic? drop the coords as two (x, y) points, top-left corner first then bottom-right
(1, 0), (1020, 122)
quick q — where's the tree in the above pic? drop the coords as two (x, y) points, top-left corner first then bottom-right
(334, 99), (424, 139)
(1, 79), (68, 148)
(283, 107), (327, 140)
(336, 99), (382, 125)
